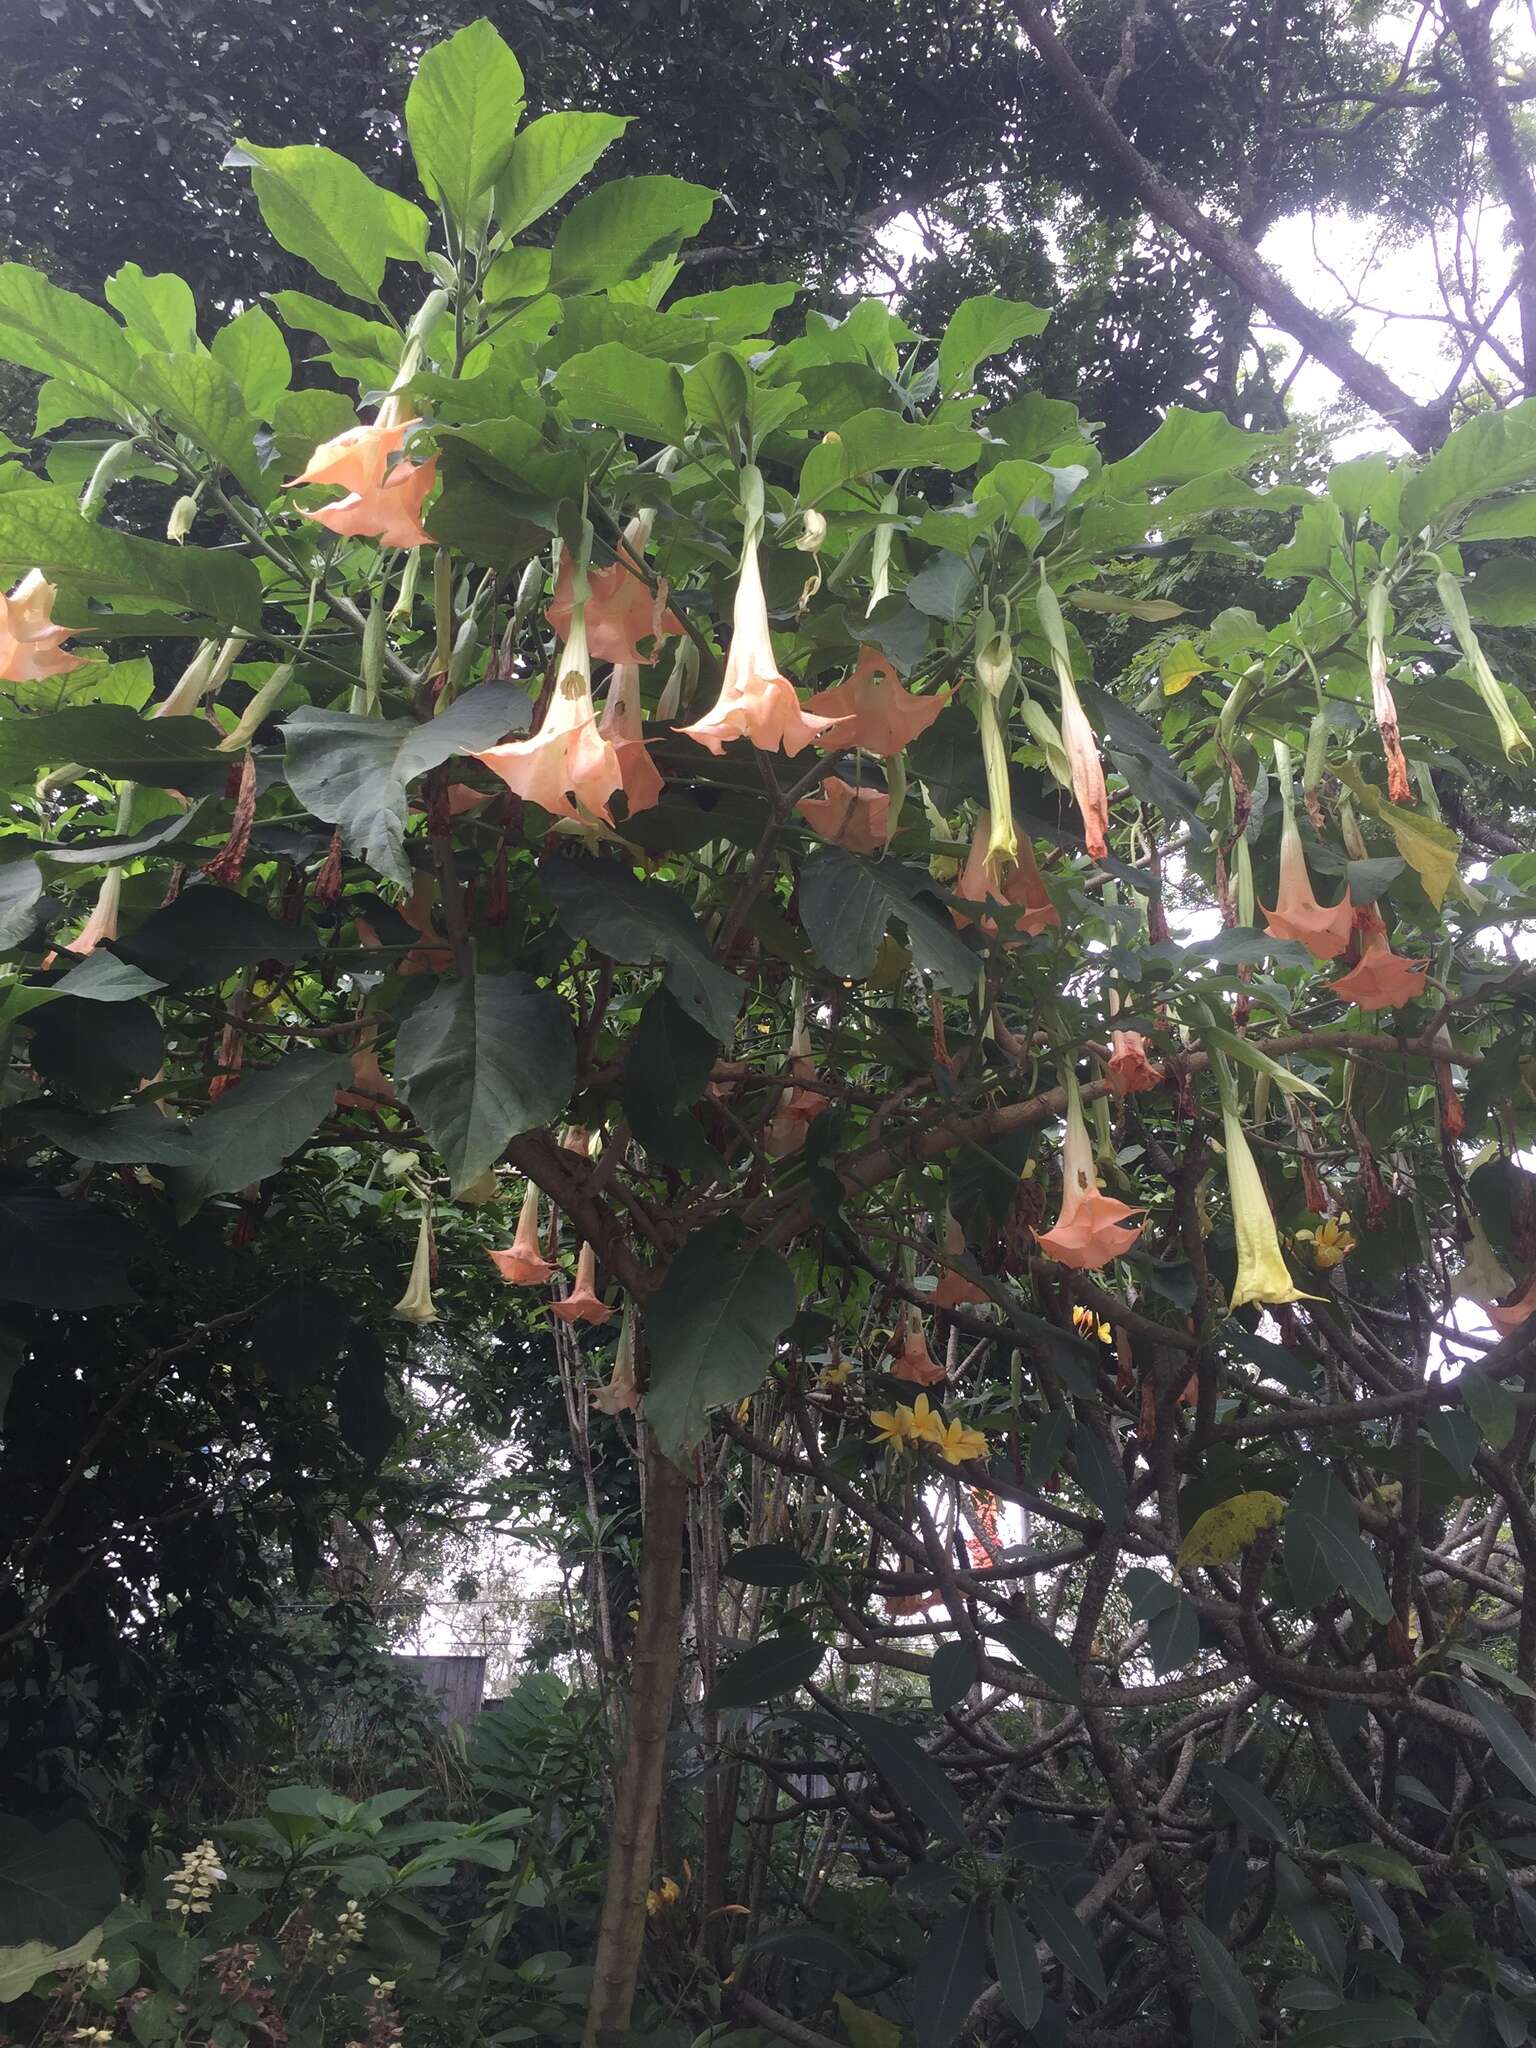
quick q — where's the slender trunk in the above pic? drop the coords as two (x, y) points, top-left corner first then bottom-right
(581, 1426), (689, 2048)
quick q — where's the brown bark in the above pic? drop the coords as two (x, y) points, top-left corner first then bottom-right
(581, 1426), (690, 2048)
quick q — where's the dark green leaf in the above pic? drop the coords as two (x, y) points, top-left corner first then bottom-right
(929, 1639), (978, 1714)
(542, 855), (743, 1041)
(800, 847), (978, 990)
(1338, 1868), (1402, 1960)
(18, 1106), (199, 1167)
(645, 1225), (795, 1464)
(0, 1194), (143, 1309)
(118, 887), (313, 986)
(991, 1900), (1044, 2030)
(0, 860), (43, 947)
(723, 1544), (815, 1588)
(1202, 1763), (1288, 1844)
(1461, 1681), (1536, 1797)
(0, 1818), (120, 1948)
(165, 1048), (350, 1220)
(704, 1632), (824, 1708)
(911, 1903), (988, 2048)
(991, 1617), (1081, 1703)
(1185, 1916), (1259, 2040)
(1022, 1885), (1107, 2000)
(839, 1709), (967, 1843)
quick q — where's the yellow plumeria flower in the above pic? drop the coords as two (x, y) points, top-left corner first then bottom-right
(869, 1393), (937, 1451)
(646, 1876), (681, 1916)
(1295, 1212), (1355, 1270)
(924, 1415), (990, 1466)
(818, 1359), (853, 1388)
(1072, 1302), (1112, 1343)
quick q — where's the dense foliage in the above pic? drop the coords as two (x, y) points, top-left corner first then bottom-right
(3, 19), (1536, 2048)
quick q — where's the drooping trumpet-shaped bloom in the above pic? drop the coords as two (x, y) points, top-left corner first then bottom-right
(931, 1209), (988, 1309)
(1058, 673), (1109, 859)
(473, 608), (623, 824)
(550, 1242), (615, 1325)
(289, 406), (437, 549)
(488, 1181), (556, 1286)
(890, 1304), (946, 1385)
(1331, 906), (1428, 1011)
(64, 869), (122, 957)
(678, 538), (842, 757)
(598, 662), (665, 817)
(592, 1303), (642, 1414)
(765, 1017), (824, 1158)
(1368, 600), (1413, 804)
(796, 775), (892, 853)
(392, 1210), (439, 1324)
(548, 515), (683, 666)
(803, 646), (949, 756)
(1107, 1030), (1161, 1095)
(1222, 1104), (1315, 1309)
(951, 814), (1059, 942)
(0, 570), (83, 683)
(1035, 1079), (1144, 1270)
(1263, 804), (1354, 960)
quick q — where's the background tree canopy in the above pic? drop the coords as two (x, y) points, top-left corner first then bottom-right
(2, 10), (1536, 2048)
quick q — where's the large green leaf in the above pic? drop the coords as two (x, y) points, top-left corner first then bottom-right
(281, 681), (529, 886)
(1186, 1916), (1259, 2040)
(800, 847), (979, 991)
(1202, 1763), (1288, 1844)
(992, 1901), (1044, 2030)
(911, 1903), (989, 2048)
(1461, 1679), (1536, 1796)
(0, 266), (138, 420)
(0, 1192), (143, 1307)
(1283, 1470), (1392, 1621)
(0, 1928), (103, 2004)
(0, 705), (225, 786)
(549, 175), (716, 295)
(1398, 398), (1536, 536)
(209, 308), (291, 418)
(167, 1049), (350, 1220)
(1100, 406), (1282, 496)
(541, 856), (743, 1041)
(799, 408), (980, 503)
(1464, 556), (1536, 626)
(621, 986), (722, 1176)
(103, 263), (197, 355)
(990, 1617), (1081, 1703)
(133, 350), (268, 499)
(0, 488), (261, 629)
(646, 1227), (795, 1462)
(0, 1818), (119, 1949)
(393, 970), (576, 1195)
(839, 1710), (967, 1844)
(937, 294), (1050, 395)
(0, 860), (43, 949)
(556, 343), (687, 445)
(493, 111), (630, 239)
(229, 141), (428, 304)
(1022, 1885), (1107, 1999)
(405, 18), (525, 224)
(703, 1632), (825, 1708)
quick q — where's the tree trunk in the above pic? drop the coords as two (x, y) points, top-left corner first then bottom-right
(581, 1425), (689, 2048)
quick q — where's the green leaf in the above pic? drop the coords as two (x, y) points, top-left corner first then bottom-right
(103, 264), (196, 355)
(1185, 1916), (1259, 2040)
(556, 343), (686, 444)
(620, 986), (722, 1177)
(1460, 491), (1536, 540)
(281, 682), (529, 886)
(209, 309), (291, 418)
(911, 1903), (988, 2048)
(1202, 1763), (1288, 1843)
(0, 1818), (119, 1949)
(53, 951), (166, 1003)
(684, 350), (750, 437)
(1326, 1843), (1425, 1895)
(0, 1927), (103, 2004)
(1177, 1491), (1285, 1566)
(929, 1639), (978, 1714)
(0, 487), (261, 629)
(1338, 1867), (1402, 1961)
(118, 888), (313, 986)
(1263, 499), (1345, 581)
(1399, 397), (1536, 536)
(1461, 1365), (1518, 1450)
(671, 281), (799, 340)
(166, 1048), (350, 1220)
(406, 18), (525, 223)
(1022, 1886), (1107, 1999)
(1464, 556), (1536, 625)
(1283, 1471), (1392, 1622)
(990, 1617), (1082, 1703)
(937, 295), (1050, 394)
(1335, 767), (1460, 912)
(0, 1191), (143, 1306)
(723, 1544), (815, 1588)
(19, 1106), (198, 1168)
(992, 1900), (1044, 2030)
(393, 970), (576, 1195)
(800, 847), (979, 991)
(230, 141), (428, 304)
(1461, 1680), (1536, 1797)
(494, 111), (631, 238)
(704, 1632), (824, 1709)
(1101, 407), (1283, 495)
(645, 1225), (795, 1463)
(542, 856), (743, 1042)
(549, 176), (716, 296)
(0, 265), (139, 420)
(799, 408), (980, 504)
(839, 1709), (967, 1843)
(0, 706), (224, 786)
(832, 1992), (901, 2048)
(133, 351), (267, 499)
(0, 860), (43, 948)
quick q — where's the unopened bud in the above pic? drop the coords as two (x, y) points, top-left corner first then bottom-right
(166, 493), (199, 544)
(795, 510), (827, 553)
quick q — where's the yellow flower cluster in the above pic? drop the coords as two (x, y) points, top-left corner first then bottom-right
(1295, 1212), (1355, 1269)
(869, 1393), (988, 1465)
(646, 1876), (681, 1916)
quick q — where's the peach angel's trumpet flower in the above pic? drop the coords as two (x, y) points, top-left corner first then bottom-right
(1035, 1074), (1144, 1271)
(1221, 1100), (1316, 1309)
(488, 1182), (556, 1286)
(951, 814), (1059, 942)
(765, 1010), (824, 1158)
(931, 1210), (988, 1309)
(288, 396), (437, 549)
(0, 570), (84, 683)
(1038, 576), (1109, 858)
(549, 512), (683, 667)
(678, 528), (843, 758)
(592, 1302), (642, 1415)
(803, 646), (949, 756)
(64, 869), (122, 957)
(1331, 903), (1428, 1011)
(598, 662), (665, 818)
(1489, 1273), (1536, 1337)
(551, 1242), (615, 1326)
(473, 605), (623, 825)
(1107, 1030), (1161, 1095)
(1366, 581), (1413, 805)
(796, 775), (892, 854)
(1262, 739), (1354, 960)
(890, 1303), (946, 1386)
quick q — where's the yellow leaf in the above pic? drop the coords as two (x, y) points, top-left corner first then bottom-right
(1337, 765), (1461, 911)
(0, 1928), (102, 2004)
(1177, 1490), (1286, 1566)
(835, 1991), (903, 2048)
(1160, 637), (1210, 695)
